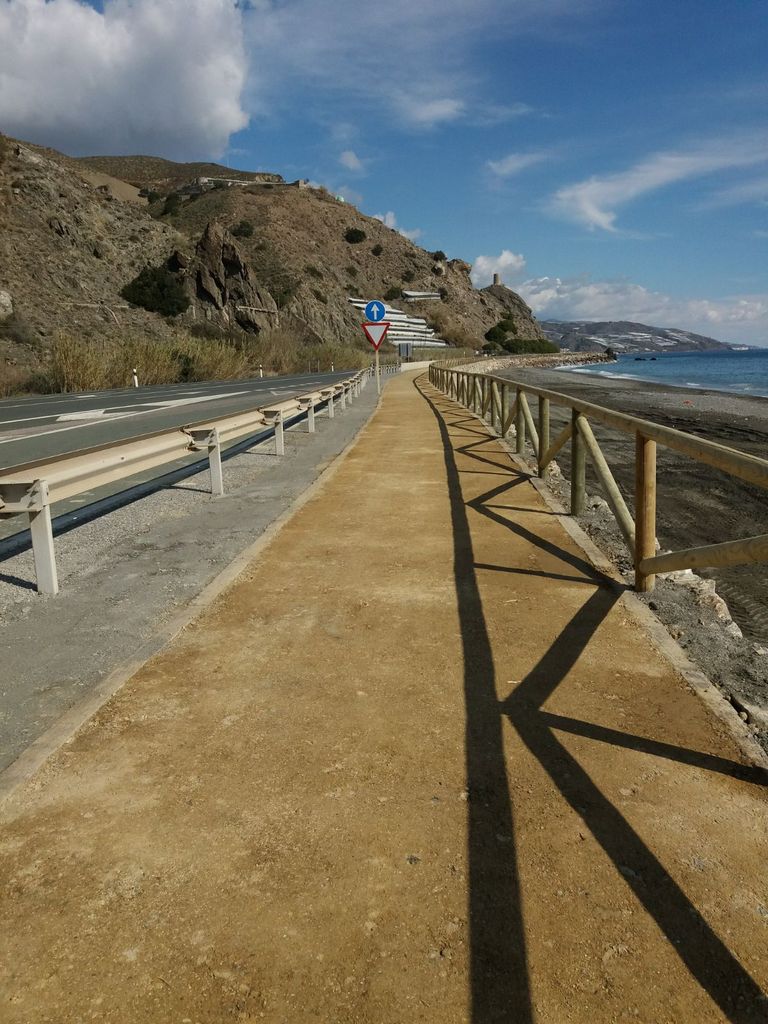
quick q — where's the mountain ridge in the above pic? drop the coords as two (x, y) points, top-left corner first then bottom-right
(540, 319), (739, 354)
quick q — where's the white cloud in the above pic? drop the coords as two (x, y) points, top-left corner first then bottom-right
(374, 210), (422, 241)
(339, 149), (364, 172)
(0, 0), (248, 159)
(243, 0), (590, 130)
(487, 150), (549, 177)
(471, 250), (528, 286)
(517, 274), (768, 344)
(550, 138), (768, 231)
(391, 94), (465, 128)
(706, 176), (768, 207)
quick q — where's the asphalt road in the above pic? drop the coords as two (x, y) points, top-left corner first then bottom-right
(0, 371), (353, 469)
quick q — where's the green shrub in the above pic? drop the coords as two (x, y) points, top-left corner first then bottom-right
(431, 250), (446, 261)
(499, 318), (518, 334)
(344, 228), (366, 244)
(305, 264), (323, 279)
(384, 286), (401, 301)
(402, 270), (416, 283)
(500, 337), (559, 354)
(231, 220), (254, 238)
(161, 194), (182, 217)
(371, 244), (383, 256)
(484, 324), (506, 343)
(121, 265), (190, 317)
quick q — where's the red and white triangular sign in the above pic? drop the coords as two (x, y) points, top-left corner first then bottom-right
(362, 321), (390, 351)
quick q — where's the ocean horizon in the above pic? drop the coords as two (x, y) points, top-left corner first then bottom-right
(559, 348), (768, 398)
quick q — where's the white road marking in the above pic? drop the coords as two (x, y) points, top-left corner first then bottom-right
(56, 409), (109, 421)
(0, 389), (270, 447)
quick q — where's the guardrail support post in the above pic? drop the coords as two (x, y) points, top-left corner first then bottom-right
(29, 491), (58, 596)
(635, 434), (657, 592)
(328, 393), (335, 418)
(515, 389), (526, 454)
(274, 412), (285, 456)
(571, 410), (586, 514)
(538, 398), (550, 477)
(340, 387), (347, 411)
(308, 400), (316, 433)
(208, 428), (224, 497)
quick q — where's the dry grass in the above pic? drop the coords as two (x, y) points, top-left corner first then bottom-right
(34, 331), (377, 395)
(0, 363), (32, 398)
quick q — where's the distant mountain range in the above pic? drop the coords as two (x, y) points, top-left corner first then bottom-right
(540, 320), (744, 354)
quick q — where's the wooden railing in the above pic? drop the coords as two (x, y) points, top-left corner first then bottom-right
(429, 364), (768, 593)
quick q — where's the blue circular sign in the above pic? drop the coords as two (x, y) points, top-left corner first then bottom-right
(364, 300), (386, 322)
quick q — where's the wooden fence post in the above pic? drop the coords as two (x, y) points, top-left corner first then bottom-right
(515, 389), (526, 454)
(571, 410), (585, 514)
(501, 384), (509, 436)
(538, 398), (550, 477)
(635, 433), (657, 592)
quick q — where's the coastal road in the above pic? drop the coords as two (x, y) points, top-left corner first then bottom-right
(0, 370), (354, 469)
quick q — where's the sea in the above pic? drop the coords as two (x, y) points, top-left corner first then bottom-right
(559, 348), (768, 398)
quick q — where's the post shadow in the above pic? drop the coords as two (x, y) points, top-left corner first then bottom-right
(416, 378), (766, 1023)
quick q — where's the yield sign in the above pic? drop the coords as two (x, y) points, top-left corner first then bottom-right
(362, 321), (390, 351)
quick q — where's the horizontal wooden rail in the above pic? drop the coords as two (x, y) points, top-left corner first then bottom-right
(428, 363), (768, 593)
(640, 534), (768, 576)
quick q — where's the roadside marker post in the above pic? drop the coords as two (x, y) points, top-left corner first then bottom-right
(362, 319), (390, 395)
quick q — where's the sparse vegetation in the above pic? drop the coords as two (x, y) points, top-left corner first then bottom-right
(431, 250), (446, 261)
(0, 134), (10, 167)
(305, 264), (323, 279)
(384, 286), (401, 301)
(345, 265), (358, 278)
(402, 270), (416, 283)
(371, 244), (383, 256)
(344, 228), (366, 244)
(311, 288), (328, 304)
(0, 313), (40, 347)
(231, 219), (254, 238)
(121, 265), (190, 317)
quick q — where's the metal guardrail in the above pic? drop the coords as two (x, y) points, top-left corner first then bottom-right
(429, 364), (768, 593)
(0, 365), (394, 595)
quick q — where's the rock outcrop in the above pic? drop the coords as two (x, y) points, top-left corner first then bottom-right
(173, 222), (278, 333)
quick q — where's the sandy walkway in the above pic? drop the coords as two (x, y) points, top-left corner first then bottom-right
(1, 372), (766, 1023)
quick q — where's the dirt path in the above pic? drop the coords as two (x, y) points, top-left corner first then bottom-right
(1, 373), (766, 1023)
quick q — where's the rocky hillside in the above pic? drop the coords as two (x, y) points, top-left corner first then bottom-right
(541, 320), (735, 354)
(0, 135), (545, 379)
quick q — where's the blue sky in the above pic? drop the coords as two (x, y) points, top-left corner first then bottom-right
(1, 0), (767, 343)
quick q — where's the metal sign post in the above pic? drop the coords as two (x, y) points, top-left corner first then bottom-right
(362, 320), (390, 395)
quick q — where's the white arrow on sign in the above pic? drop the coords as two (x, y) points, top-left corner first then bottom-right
(362, 321), (390, 351)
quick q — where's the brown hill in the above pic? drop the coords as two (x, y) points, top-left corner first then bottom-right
(77, 156), (283, 192)
(0, 137), (188, 368)
(0, 136), (545, 382)
(155, 177), (544, 348)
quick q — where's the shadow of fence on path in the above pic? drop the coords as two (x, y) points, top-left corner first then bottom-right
(416, 376), (766, 1024)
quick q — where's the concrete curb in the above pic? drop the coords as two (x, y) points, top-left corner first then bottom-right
(0, 378), (390, 805)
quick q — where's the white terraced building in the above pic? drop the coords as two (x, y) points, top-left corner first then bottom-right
(347, 298), (448, 350)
